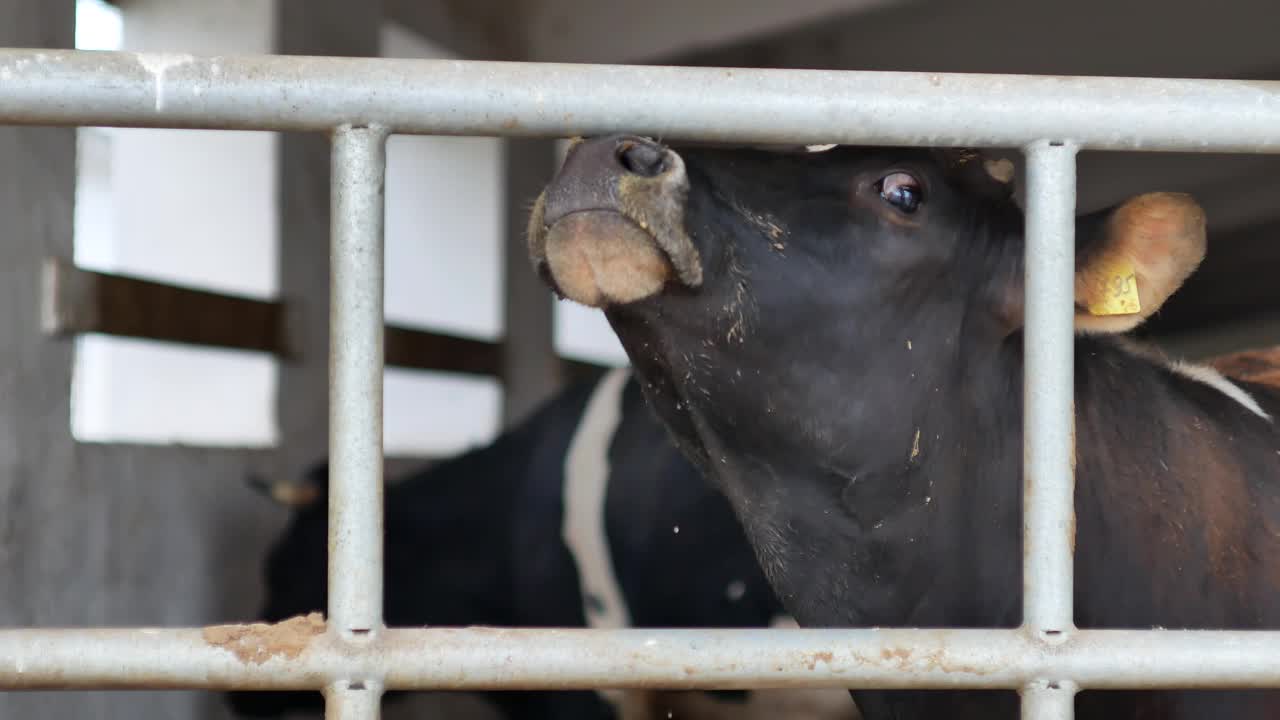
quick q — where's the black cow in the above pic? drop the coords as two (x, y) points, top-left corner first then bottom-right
(529, 135), (1280, 719)
(226, 368), (858, 720)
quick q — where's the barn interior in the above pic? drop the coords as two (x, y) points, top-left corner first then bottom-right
(2, 0), (1279, 718)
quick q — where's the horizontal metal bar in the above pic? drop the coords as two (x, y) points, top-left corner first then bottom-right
(2, 50), (1280, 152)
(5, 625), (1280, 691)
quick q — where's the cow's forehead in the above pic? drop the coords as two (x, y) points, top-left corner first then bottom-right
(800, 144), (1019, 201)
(624, 139), (1017, 204)
(932, 147), (1017, 200)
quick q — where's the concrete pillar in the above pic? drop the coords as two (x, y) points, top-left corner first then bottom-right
(0, 0), (78, 625)
(273, 0), (382, 481)
(74, 0), (279, 446)
(0, 3), (289, 719)
(0, 3), (88, 718)
(501, 139), (562, 426)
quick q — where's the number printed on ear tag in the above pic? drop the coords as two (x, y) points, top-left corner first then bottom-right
(1087, 255), (1141, 316)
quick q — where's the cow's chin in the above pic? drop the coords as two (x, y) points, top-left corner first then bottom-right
(603, 310), (719, 474)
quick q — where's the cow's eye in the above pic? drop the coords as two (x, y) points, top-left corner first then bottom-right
(876, 172), (923, 213)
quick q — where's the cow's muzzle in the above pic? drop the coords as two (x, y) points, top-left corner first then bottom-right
(528, 135), (702, 308)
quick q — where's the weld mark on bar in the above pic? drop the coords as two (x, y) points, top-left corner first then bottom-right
(136, 53), (195, 112)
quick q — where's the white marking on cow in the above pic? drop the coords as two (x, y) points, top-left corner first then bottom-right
(1169, 360), (1271, 421)
(563, 368), (646, 716)
(565, 370), (861, 720)
(1113, 337), (1271, 422)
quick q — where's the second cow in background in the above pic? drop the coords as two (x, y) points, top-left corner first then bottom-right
(227, 368), (859, 720)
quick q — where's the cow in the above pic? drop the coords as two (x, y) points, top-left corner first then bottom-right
(528, 134), (1280, 719)
(225, 367), (859, 720)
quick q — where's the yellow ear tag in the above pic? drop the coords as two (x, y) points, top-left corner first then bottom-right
(1087, 255), (1142, 316)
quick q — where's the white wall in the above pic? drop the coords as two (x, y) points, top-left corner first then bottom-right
(71, 4), (627, 455)
(71, 0), (279, 447)
(379, 21), (504, 455)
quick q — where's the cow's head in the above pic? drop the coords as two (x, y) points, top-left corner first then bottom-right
(528, 135), (1206, 624)
(228, 464), (331, 716)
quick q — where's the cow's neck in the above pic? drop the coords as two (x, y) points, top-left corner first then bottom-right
(702, 336), (1027, 630)
(732, 331), (1279, 632)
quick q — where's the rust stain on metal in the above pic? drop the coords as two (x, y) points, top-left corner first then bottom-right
(807, 651), (835, 670)
(874, 645), (989, 676)
(202, 613), (325, 665)
(881, 647), (912, 664)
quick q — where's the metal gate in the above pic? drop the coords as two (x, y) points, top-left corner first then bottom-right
(3, 49), (1280, 720)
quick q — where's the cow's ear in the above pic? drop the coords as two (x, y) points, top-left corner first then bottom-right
(993, 192), (1205, 337)
(1072, 192), (1206, 334)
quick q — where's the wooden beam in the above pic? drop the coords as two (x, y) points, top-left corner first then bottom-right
(383, 325), (500, 376)
(41, 257), (289, 356)
(41, 257), (608, 379)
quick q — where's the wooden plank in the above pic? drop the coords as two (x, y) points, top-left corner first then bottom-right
(562, 356), (612, 383)
(41, 257), (289, 356)
(384, 324), (502, 376)
(41, 257), (609, 378)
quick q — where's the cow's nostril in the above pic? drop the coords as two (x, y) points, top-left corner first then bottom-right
(617, 139), (668, 177)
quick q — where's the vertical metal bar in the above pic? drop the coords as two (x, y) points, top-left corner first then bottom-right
(325, 680), (384, 720)
(1022, 139), (1079, 719)
(1021, 682), (1077, 720)
(1022, 139), (1080, 631)
(328, 124), (390, 636)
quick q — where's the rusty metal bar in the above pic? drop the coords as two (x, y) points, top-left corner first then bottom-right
(3, 50), (1280, 152)
(3, 626), (1280, 691)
